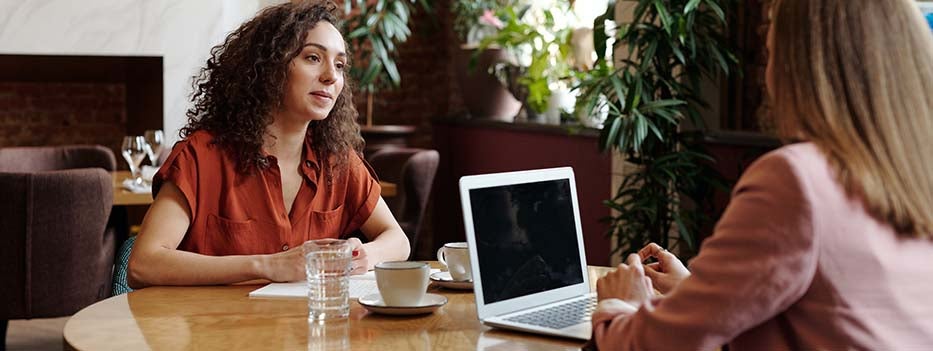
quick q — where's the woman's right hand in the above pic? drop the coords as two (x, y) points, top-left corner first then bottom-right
(638, 243), (691, 294)
(260, 245), (305, 282)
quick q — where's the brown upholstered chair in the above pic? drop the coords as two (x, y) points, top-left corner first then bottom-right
(366, 148), (439, 259)
(0, 145), (117, 347)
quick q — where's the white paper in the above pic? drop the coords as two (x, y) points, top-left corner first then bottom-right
(248, 269), (441, 300)
(121, 178), (152, 194)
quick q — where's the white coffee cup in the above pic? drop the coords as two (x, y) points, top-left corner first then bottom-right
(374, 261), (430, 307)
(436, 242), (472, 281)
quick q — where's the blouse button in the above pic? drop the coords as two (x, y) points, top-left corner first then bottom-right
(282, 244), (289, 251)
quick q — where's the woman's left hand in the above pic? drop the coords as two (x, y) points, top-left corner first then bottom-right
(596, 253), (654, 307)
(346, 237), (370, 275)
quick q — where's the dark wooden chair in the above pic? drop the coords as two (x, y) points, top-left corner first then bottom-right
(366, 148), (440, 259)
(0, 145), (117, 347)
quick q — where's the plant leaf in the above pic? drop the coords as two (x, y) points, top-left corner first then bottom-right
(382, 55), (401, 86)
(653, 0), (673, 34)
(705, 0), (726, 22)
(671, 44), (686, 64)
(685, 0), (702, 14)
(348, 27), (369, 39)
(603, 116), (623, 152)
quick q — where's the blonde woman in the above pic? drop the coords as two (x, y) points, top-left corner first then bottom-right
(592, 0), (933, 349)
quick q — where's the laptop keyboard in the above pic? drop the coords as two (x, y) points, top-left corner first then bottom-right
(504, 296), (597, 330)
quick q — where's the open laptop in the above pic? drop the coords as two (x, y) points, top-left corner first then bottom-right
(459, 167), (595, 340)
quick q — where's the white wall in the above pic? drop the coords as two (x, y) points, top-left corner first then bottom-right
(0, 0), (266, 144)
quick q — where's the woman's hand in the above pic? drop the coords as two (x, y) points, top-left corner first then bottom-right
(347, 237), (370, 275)
(638, 243), (690, 294)
(260, 245), (305, 282)
(596, 254), (654, 307)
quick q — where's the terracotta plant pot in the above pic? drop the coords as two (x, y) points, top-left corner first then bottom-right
(454, 47), (521, 122)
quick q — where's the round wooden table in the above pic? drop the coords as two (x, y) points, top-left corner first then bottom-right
(64, 266), (611, 350)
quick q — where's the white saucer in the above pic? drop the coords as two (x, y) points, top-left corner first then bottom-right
(358, 293), (447, 315)
(430, 271), (473, 290)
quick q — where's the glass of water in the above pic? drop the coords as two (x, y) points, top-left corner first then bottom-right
(121, 136), (148, 185)
(144, 129), (164, 167)
(307, 319), (349, 351)
(304, 239), (352, 321)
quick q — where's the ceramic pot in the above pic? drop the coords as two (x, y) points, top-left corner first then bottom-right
(454, 47), (521, 122)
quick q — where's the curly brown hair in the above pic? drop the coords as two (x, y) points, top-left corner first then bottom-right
(182, 0), (362, 174)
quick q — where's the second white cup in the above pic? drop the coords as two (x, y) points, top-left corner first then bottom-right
(374, 261), (430, 307)
(437, 242), (472, 281)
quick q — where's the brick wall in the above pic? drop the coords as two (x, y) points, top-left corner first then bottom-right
(0, 55), (161, 170)
(351, 0), (463, 149)
(0, 82), (127, 164)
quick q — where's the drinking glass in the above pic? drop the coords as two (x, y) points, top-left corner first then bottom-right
(144, 129), (164, 167)
(304, 239), (352, 321)
(121, 136), (148, 185)
(307, 320), (349, 351)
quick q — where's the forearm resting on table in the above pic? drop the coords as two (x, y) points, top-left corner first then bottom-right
(362, 228), (411, 267)
(127, 247), (266, 289)
(358, 198), (412, 267)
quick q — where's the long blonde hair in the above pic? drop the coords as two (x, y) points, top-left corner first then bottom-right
(771, 0), (933, 237)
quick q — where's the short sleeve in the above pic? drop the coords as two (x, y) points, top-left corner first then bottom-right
(152, 140), (199, 219)
(343, 152), (381, 235)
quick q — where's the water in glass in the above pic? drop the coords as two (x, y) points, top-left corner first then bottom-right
(304, 239), (352, 321)
(121, 136), (148, 184)
(144, 130), (164, 167)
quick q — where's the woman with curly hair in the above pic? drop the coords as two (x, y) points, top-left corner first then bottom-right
(127, 1), (410, 288)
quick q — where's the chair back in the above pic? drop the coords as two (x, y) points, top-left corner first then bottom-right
(367, 148), (439, 258)
(0, 146), (117, 319)
(0, 145), (116, 172)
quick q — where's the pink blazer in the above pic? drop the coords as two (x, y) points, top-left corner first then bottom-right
(592, 143), (933, 350)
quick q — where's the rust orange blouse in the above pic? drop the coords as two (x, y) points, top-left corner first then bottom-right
(153, 130), (381, 256)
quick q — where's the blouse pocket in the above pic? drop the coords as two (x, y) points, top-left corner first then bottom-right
(309, 204), (344, 239)
(207, 214), (254, 236)
(310, 203), (344, 223)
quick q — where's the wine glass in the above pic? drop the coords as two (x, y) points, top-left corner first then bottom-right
(144, 129), (165, 167)
(121, 136), (148, 185)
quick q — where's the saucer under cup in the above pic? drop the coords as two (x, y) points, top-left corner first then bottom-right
(358, 293), (447, 315)
(430, 271), (473, 290)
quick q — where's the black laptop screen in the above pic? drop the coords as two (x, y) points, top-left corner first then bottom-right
(469, 178), (584, 305)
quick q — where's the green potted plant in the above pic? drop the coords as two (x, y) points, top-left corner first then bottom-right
(452, 0), (507, 45)
(476, 3), (574, 123)
(576, 0), (739, 259)
(451, 0), (523, 121)
(341, 0), (430, 127)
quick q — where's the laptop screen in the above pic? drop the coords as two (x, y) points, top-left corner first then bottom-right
(468, 178), (584, 305)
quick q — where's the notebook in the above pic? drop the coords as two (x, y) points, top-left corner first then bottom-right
(248, 269), (440, 300)
(459, 167), (595, 340)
